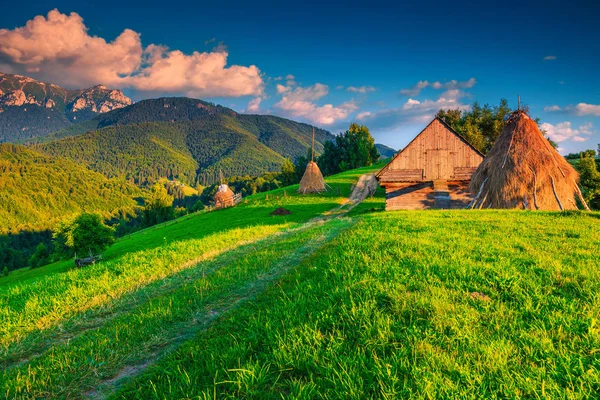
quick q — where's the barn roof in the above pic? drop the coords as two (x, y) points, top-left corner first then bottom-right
(375, 117), (484, 179)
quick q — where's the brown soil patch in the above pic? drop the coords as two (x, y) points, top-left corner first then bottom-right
(270, 207), (292, 216)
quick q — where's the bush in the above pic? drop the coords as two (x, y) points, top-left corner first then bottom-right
(52, 213), (115, 259)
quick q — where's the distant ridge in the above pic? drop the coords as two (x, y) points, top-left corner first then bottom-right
(34, 97), (335, 186)
(0, 72), (132, 142)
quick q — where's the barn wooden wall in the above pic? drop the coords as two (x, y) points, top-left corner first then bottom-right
(380, 119), (483, 181)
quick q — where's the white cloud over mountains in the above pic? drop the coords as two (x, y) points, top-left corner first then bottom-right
(274, 83), (358, 125)
(399, 78), (476, 96)
(0, 9), (263, 97)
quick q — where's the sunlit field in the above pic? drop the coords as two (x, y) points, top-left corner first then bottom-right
(1, 162), (599, 399)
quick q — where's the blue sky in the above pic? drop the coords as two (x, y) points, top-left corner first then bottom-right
(0, 0), (598, 154)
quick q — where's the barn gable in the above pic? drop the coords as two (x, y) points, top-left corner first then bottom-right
(377, 118), (483, 183)
(376, 118), (484, 210)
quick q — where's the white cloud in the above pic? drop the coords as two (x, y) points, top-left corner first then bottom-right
(400, 78), (476, 96)
(0, 9), (264, 97)
(540, 121), (595, 143)
(246, 97), (262, 113)
(274, 83), (358, 125)
(543, 56), (557, 60)
(574, 103), (600, 116)
(544, 105), (561, 112)
(543, 102), (600, 117)
(347, 85), (376, 94)
(355, 90), (470, 131)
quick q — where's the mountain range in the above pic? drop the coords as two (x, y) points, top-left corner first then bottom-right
(33, 97), (335, 186)
(0, 73), (132, 142)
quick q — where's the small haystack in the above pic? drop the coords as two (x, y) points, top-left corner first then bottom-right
(298, 127), (327, 194)
(299, 161), (326, 194)
(214, 184), (235, 209)
(469, 110), (588, 210)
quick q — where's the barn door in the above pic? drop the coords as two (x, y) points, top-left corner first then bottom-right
(424, 150), (449, 180)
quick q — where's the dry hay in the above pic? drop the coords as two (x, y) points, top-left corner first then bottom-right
(270, 207), (292, 216)
(298, 161), (326, 194)
(214, 184), (235, 209)
(469, 110), (586, 210)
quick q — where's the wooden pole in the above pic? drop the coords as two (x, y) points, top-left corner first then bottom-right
(532, 171), (539, 210)
(311, 127), (315, 162)
(550, 176), (564, 211)
(574, 183), (591, 211)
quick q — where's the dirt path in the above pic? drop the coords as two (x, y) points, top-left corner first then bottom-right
(86, 218), (356, 399)
(3, 174), (377, 399)
(87, 176), (379, 399)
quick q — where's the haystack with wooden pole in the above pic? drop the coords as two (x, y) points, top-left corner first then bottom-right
(469, 109), (589, 210)
(214, 183), (235, 208)
(298, 128), (327, 194)
(213, 170), (240, 209)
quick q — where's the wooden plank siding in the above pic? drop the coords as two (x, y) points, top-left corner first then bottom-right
(376, 118), (484, 210)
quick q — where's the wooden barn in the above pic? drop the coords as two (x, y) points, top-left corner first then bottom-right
(376, 118), (484, 210)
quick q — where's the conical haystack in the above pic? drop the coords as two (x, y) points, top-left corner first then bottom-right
(214, 184), (235, 208)
(298, 161), (326, 194)
(469, 110), (587, 210)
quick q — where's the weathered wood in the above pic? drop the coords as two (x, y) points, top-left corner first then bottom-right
(378, 118), (483, 183)
(467, 177), (488, 209)
(550, 176), (564, 211)
(574, 183), (591, 211)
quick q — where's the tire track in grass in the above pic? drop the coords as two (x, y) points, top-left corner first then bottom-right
(86, 218), (357, 399)
(1, 218), (356, 399)
(2, 228), (284, 371)
(2, 174), (374, 399)
(2, 217), (330, 371)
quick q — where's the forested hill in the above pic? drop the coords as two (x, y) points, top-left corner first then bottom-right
(0, 143), (141, 234)
(35, 98), (335, 186)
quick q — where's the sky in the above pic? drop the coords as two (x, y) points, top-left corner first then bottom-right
(0, 0), (598, 154)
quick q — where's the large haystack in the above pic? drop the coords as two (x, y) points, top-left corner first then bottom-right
(214, 184), (235, 208)
(469, 110), (587, 210)
(298, 161), (326, 194)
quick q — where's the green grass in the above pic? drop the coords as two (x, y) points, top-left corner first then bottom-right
(112, 211), (600, 399)
(2, 160), (599, 399)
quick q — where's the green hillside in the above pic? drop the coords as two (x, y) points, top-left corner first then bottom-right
(34, 98), (335, 185)
(1, 163), (599, 398)
(0, 144), (141, 233)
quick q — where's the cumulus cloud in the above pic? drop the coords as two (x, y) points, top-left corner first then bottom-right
(346, 86), (376, 94)
(246, 97), (262, 113)
(274, 83), (358, 125)
(356, 90), (470, 131)
(0, 9), (264, 97)
(544, 105), (561, 112)
(399, 78), (476, 96)
(574, 103), (600, 116)
(543, 102), (600, 117)
(540, 121), (595, 143)
(543, 56), (557, 60)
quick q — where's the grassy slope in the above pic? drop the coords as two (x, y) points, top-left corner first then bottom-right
(1, 161), (599, 398)
(0, 144), (141, 233)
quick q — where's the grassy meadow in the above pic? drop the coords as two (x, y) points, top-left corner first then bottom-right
(1, 161), (599, 399)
